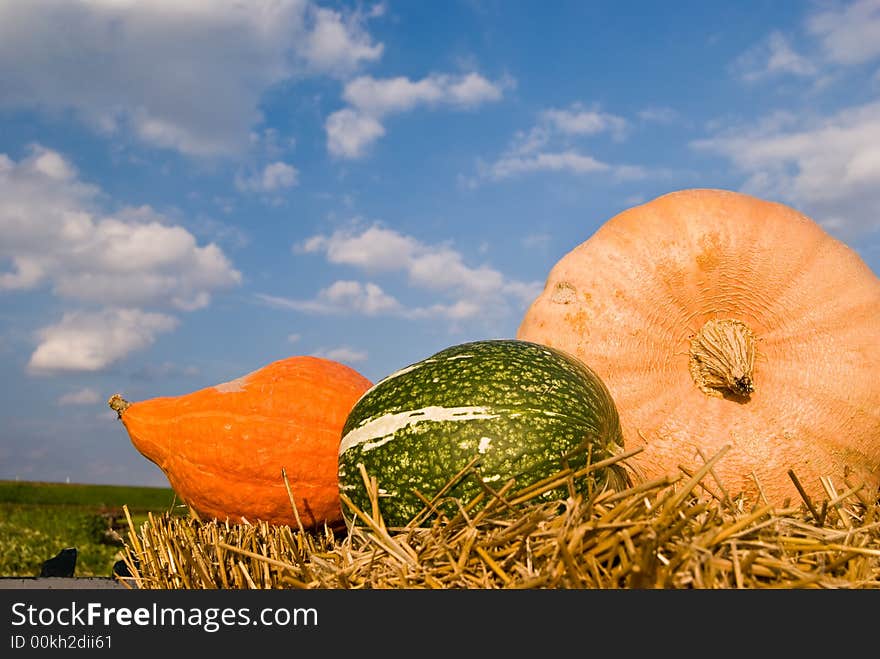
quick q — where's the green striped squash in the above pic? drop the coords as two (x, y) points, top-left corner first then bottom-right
(338, 339), (627, 527)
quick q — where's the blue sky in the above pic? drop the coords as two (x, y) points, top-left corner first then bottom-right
(1, 0), (879, 487)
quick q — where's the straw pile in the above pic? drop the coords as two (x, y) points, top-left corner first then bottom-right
(117, 446), (880, 589)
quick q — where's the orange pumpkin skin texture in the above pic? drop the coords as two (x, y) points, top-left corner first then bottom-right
(109, 357), (372, 529)
(517, 188), (880, 506)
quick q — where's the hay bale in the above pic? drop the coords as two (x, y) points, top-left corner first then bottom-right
(116, 447), (880, 590)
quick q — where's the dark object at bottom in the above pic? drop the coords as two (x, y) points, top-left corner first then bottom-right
(39, 547), (78, 578)
(112, 558), (135, 579)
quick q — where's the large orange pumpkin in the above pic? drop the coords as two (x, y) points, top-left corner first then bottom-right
(109, 356), (372, 528)
(517, 188), (880, 507)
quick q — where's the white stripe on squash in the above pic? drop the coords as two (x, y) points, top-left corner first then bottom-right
(339, 405), (500, 455)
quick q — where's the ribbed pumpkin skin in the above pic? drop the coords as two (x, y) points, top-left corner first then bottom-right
(338, 339), (625, 527)
(113, 357), (372, 528)
(517, 188), (880, 506)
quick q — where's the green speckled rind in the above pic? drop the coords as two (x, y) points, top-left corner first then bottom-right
(338, 339), (624, 527)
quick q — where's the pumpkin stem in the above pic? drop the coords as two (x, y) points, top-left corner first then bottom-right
(688, 319), (756, 399)
(108, 393), (131, 419)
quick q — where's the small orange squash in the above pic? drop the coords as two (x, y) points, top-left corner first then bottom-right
(517, 188), (880, 506)
(109, 356), (372, 528)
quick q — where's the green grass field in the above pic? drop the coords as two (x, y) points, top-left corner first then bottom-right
(0, 480), (184, 578)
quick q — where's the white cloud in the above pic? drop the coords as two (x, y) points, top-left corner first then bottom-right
(521, 233), (552, 249)
(325, 108), (386, 159)
(0, 0), (383, 157)
(714, 3), (880, 241)
(807, 0), (880, 65)
(406, 299), (484, 321)
(486, 151), (609, 178)
(342, 73), (505, 115)
(541, 106), (628, 139)
(0, 145), (241, 372)
(326, 72), (508, 158)
(26, 147), (78, 180)
(469, 103), (644, 185)
(732, 1), (880, 84)
(343, 73), (503, 117)
(259, 280), (402, 315)
(505, 103), (628, 157)
(29, 308), (178, 374)
(407, 249), (506, 296)
(235, 161), (300, 194)
(342, 76), (445, 116)
(310, 345), (368, 363)
(281, 223), (542, 323)
(637, 107), (679, 124)
(734, 31), (817, 81)
(447, 72), (508, 106)
(0, 145), (241, 309)
(302, 5), (384, 76)
(300, 225), (417, 271)
(478, 150), (646, 183)
(262, 162), (300, 190)
(692, 100), (880, 236)
(58, 387), (101, 406)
